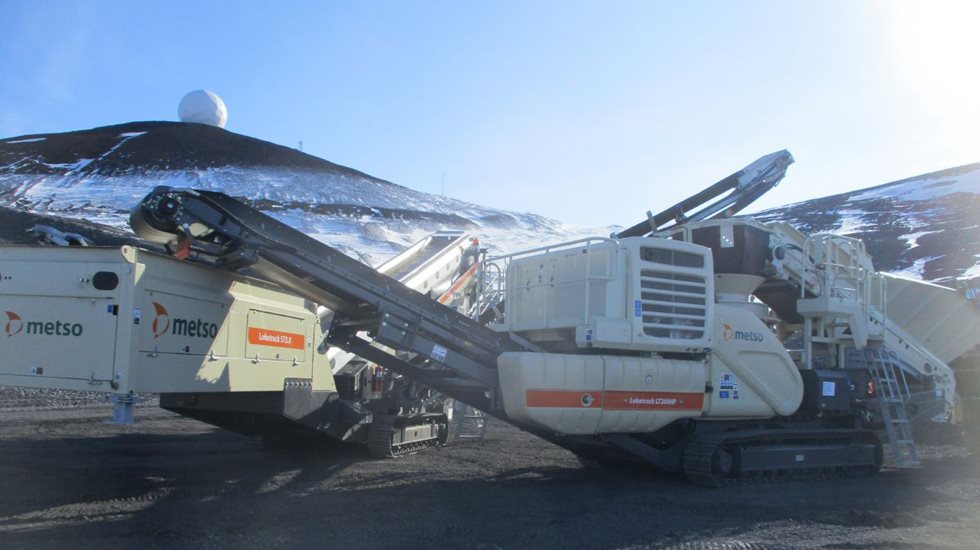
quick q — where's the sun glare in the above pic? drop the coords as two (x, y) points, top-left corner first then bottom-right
(883, 0), (980, 125)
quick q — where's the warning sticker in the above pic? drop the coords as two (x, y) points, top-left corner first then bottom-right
(431, 343), (448, 363)
(719, 372), (738, 399)
(822, 381), (836, 397)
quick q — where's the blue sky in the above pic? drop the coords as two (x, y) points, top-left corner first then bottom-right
(1, 0), (977, 226)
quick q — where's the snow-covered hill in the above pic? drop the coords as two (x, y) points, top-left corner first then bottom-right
(1, 121), (977, 282)
(0, 122), (598, 264)
(754, 163), (980, 282)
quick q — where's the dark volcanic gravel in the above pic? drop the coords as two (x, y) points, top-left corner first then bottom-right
(1, 393), (979, 550)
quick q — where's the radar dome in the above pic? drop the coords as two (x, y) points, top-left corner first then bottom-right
(178, 90), (228, 128)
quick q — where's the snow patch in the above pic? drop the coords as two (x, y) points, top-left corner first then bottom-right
(261, 204), (602, 267)
(963, 257), (980, 279)
(849, 166), (980, 202)
(4, 137), (47, 144)
(42, 159), (94, 171)
(835, 209), (866, 235)
(893, 255), (944, 279)
(0, 166), (560, 235)
(900, 230), (943, 251)
(0, 165), (603, 266)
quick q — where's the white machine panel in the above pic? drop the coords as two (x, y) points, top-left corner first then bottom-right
(137, 291), (231, 358)
(497, 351), (707, 435)
(0, 295), (119, 387)
(0, 246), (330, 395)
(502, 237), (714, 353)
(704, 305), (804, 417)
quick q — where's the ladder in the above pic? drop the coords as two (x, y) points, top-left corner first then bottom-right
(867, 348), (920, 468)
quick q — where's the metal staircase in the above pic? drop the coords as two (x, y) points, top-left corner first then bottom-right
(781, 231), (955, 409)
(796, 234), (879, 369)
(866, 347), (921, 468)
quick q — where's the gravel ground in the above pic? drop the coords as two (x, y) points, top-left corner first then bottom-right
(2, 389), (980, 550)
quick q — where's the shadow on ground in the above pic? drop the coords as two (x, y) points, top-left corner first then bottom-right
(1, 421), (977, 550)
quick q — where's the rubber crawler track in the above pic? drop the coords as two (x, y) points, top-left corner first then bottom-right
(367, 415), (445, 458)
(683, 429), (882, 487)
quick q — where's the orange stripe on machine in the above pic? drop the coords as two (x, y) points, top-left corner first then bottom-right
(525, 389), (703, 411)
(247, 327), (305, 350)
(525, 390), (604, 408)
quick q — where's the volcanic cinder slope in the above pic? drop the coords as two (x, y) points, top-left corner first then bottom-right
(0, 121), (586, 265)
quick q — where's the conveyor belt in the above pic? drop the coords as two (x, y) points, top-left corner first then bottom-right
(617, 150), (793, 238)
(131, 187), (530, 408)
(384, 234), (461, 281)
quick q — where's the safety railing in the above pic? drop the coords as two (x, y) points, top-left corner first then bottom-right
(471, 259), (506, 322)
(800, 234), (875, 320)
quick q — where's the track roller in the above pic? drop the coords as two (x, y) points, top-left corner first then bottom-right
(367, 414), (448, 458)
(683, 429), (883, 487)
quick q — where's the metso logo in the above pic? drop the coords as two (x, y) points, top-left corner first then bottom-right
(4, 310), (83, 337)
(5, 311), (23, 336)
(722, 322), (765, 343)
(150, 302), (170, 338)
(151, 302), (219, 339)
(151, 302), (171, 338)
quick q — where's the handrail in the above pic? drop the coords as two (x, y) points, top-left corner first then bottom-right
(472, 260), (506, 321)
(800, 233), (871, 303)
(484, 236), (619, 264)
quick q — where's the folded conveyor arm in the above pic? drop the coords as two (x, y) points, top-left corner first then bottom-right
(131, 187), (530, 403)
(617, 149), (794, 238)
